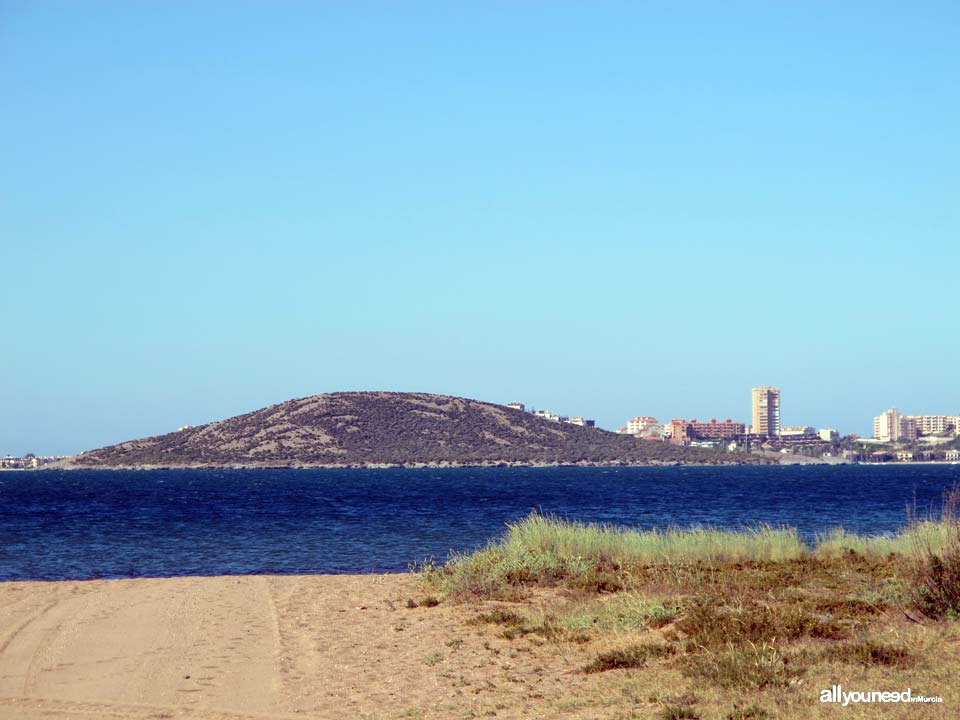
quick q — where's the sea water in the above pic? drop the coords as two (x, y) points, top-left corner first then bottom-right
(1, 464), (957, 580)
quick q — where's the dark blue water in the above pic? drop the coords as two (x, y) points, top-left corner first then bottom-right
(1, 465), (958, 581)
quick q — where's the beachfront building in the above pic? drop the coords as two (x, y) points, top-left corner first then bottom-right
(874, 408), (902, 442)
(751, 386), (781, 438)
(873, 408), (918, 442)
(668, 418), (745, 444)
(688, 418), (746, 439)
(626, 416), (659, 435)
(904, 415), (960, 436)
(818, 428), (840, 442)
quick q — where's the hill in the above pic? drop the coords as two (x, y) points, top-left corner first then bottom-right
(67, 392), (771, 468)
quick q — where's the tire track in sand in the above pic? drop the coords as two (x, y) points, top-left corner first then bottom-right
(0, 695), (305, 720)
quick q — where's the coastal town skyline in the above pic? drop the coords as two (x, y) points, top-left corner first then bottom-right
(508, 386), (960, 447)
(4, 382), (958, 460)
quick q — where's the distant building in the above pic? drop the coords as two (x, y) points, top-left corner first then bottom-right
(690, 440), (720, 449)
(505, 402), (525, 412)
(874, 408), (903, 442)
(687, 418), (746, 440)
(896, 451), (914, 462)
(666, 418), (745, 444)
(874, 408), (921, 442)
(781, 426), (817, 437)
(642, 424), (668, 439)
(567, 416), (595, 427)
(904, 415), (960, 436)
(626, 416), (659, 435)
(751, 387), (781, 438)
(775, 427), (825, 446)
(946, 450), (960, 462)
(818, 428), (840, 442)
(1, 456), (24, 469)
(901, 417), (919, 442)
(533, 409), (561, 423)
(669, 419), (689, 445)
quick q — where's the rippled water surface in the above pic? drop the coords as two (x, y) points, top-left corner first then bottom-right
(1, 465), (958, 580)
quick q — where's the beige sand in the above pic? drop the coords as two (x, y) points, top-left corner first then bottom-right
(0, 575), (606, 720)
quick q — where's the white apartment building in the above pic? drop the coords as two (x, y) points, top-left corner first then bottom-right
(751, 387), (781, 437)
(874, 408), (902, 441)
(905, 415), (960, 436)
(874, 408), (918, 442)
(626, 416), (659, 435)
(876, 411), (959, 440)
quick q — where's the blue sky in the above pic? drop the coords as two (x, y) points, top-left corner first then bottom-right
(2, 2), (958, 454)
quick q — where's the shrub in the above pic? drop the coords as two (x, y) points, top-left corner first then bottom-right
(583, 643), (676, 673)
(907, 487), (960, 619)
(725, 705), (771, 719)
(675, 596), (847, 650)
(660, 705), (699, 720)
(466, 609), (524, 627)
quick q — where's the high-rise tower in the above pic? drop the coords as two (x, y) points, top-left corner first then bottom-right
(751, 386), (781, 437)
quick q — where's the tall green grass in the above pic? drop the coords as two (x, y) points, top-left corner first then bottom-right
(502, 512), (806, 564)
(430, 512), (806, 597)
(814, 522), (950, 558)
(426, 510), (957, 599)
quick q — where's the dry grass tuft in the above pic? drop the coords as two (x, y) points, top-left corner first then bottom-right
(821, 639), (915, 667)
(465, 609), (524, 627)
(583, 643), (676, 673)
(682, 642), (798, 689)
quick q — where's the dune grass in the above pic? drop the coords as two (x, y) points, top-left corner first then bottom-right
(428, 512), (812, 598)
(814, 521), (951, 559)
(423, 504), (960, 602)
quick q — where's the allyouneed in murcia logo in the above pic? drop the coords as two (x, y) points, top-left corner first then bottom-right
(820, 685), (943, 706)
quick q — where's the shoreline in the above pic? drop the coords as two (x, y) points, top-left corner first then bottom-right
(20, 458), (782, 471)
(26, 458), (960, 471)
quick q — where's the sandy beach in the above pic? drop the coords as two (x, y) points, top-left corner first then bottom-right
(0, 575), (609, 720)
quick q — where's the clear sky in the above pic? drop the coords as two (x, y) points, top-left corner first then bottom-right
(2, 2), (958, 455)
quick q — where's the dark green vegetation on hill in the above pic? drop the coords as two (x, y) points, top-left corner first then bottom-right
(71, 392), (771, 468)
